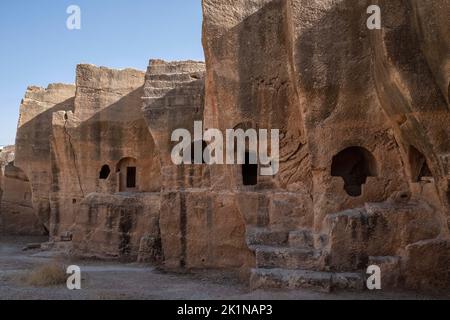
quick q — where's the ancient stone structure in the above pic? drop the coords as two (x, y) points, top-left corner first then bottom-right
(15, 84), (76, 234)
(0, 0), (449, 292)
(202, 0), (450, 291)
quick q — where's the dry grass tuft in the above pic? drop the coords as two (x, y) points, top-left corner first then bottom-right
(25, 262), (67, 287)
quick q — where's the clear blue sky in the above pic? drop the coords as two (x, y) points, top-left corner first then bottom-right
(0, 0), (204, 146)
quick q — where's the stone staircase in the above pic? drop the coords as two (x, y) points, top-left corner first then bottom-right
(247, 199), (449, 292)
(247, 227), (365, 292)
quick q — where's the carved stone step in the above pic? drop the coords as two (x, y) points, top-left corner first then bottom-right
(246, 228), (289, 247)
(288, 229), (314, 248)
(368, 256), (402, 289)
(254, 245), (322, 270)
(250, 268), (365, 292)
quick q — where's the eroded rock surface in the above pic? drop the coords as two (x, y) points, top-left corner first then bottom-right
(202, 0), (450, 291)
(1, 0), (449, 292)
(15, 84), (76, 232)
(0, 146), (45, 235)
(49, 65), (162, 259)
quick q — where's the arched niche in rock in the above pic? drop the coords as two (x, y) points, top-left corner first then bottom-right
(331, 147), (378, 197)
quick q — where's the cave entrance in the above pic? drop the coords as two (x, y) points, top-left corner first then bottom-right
(331, 147), (377, 197)
(99, 165), (111, 180)
(409, 146), (433, 182)
(242, 151), (258, 186)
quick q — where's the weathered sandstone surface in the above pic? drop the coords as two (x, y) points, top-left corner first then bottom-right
(50, 65), (162, 259)
(0, 146), (44, 235)
(0, 0), (449, 292)
(142, 60), (254, 270)
(202, 0), (450, 291)
(15, 84), (76, 232)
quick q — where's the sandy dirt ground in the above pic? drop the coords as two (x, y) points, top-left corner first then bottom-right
(0, 236), (448, 300)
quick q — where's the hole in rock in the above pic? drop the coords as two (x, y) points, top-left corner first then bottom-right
(409, 146), (433, 182)
(99, 165), (111, 179)
(242, 151), (258, 186)
(331, 147), (377, 197)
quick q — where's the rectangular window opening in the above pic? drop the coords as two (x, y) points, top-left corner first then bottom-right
(126, 167), (136, 189)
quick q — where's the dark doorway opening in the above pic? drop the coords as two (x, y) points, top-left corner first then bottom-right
(127, 167), (137, 188)
(99, 165), (111, 179)
(331, 147), (377, 197)
(409, 146), (433, 182)
(242, 151), (258, 186)
(447, 181), (450, 205)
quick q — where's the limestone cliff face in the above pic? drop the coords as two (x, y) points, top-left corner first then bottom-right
(409, 0), (450, 106)
(49, 64), (161, 259)
(203, 0), (408, 229)
(371, 0), (450, 223)
(202, 0), (450, 290)
(0, 146), (15, 170)
(0, 146), (45, 235)
(143, 60), (206, 169)
(203, 0), (311, 192)
(142, 60), (254, 270)
(3, 0), (449, 291)
(14, 84), (76, 232)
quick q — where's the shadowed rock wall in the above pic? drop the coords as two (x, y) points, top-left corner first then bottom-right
(3, 0), (449, 291)
(202, 0), (450, 291)
(14, 84), (76, 232)
(49, 64), (161, 259)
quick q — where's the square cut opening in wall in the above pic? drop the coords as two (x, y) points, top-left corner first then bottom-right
(242, 151), (258, 186)
(127, 167), (136, 188)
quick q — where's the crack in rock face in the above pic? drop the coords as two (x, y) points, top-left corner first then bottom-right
(0, 0), (449, 293)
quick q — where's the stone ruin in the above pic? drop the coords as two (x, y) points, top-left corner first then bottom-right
(0, 0), (449, 292)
